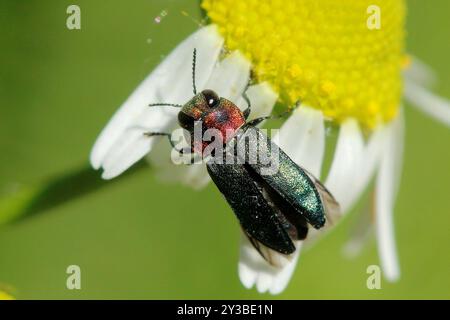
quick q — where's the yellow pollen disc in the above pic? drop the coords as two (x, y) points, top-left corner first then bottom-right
(202, 0), (406, 129)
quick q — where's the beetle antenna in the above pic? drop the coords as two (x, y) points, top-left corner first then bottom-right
(192, 48), (197, 95)
(148, 103), (182, 108)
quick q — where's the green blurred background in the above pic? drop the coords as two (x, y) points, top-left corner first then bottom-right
(0, 0), (449, 299)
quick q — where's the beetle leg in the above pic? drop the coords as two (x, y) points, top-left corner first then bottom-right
(143, 132), (188, 154)
(242, 79), (252, 120)
(143, 131), (201, 165)
(187, 154), (203, 165)
(247, 100), (301, 126)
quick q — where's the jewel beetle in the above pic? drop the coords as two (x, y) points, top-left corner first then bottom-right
(145, 49), (340, 266)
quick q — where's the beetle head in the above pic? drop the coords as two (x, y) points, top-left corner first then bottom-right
(178, 89), (245, 136)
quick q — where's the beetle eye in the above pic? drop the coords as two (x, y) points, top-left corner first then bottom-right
(178, 112), (195, 130)
(202, 89), (219, 108)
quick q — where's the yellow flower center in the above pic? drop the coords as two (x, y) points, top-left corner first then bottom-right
(202, 0), (406, 129)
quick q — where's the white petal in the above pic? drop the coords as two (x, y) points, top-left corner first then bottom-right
(238, 232), (302, 294)
(238, 233), (264, 289)
(90, 25), (224, 179)
(274, 106), (325, 177)
(268, 243), (301, 295)
(238, 233), (258, 289)
(176, 162), (211, 190)
(342, 208), (373, 258)
(148, 51), (251, 188)
(101, 128), (163, 179)
(325, 119), (365, 212)
(403, 56), (437, 89)
(375, 110), (404, 281)
(205, 51), (251, 103)
(236, 82), (278, 118)
(150, 145), (211, 190)
(355, 127), (385, 196)
(325, 120), (386, 214)
(404, 79), (450, 127)
(255, 273), (273, 293)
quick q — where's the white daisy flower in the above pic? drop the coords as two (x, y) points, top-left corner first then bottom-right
(90, 0), (450, 294)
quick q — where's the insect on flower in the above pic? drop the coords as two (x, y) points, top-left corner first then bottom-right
(91, 0), (450, 294)
(143, 49), (341, 267)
